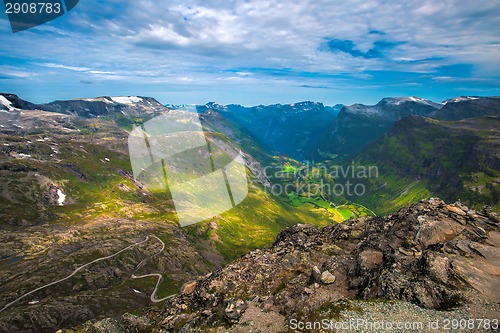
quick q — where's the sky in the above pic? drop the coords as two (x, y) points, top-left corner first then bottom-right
(0, 0), (499, 106)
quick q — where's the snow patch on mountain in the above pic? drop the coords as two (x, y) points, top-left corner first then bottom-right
(384, 97), (441, 107)
(445, 96), (481, 103)
(80, 97), (114, 104)
(165, 104), (198, 112)
(111, 96), (143, 104)
(0, 95), (17, 111)
(57, 189), (66, 206)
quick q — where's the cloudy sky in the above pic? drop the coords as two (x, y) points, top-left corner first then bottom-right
(0, 0), (499, 105)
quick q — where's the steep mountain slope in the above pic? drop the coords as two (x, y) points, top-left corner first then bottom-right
(315, 97), (442, 159)
(430, 96), (500, 120)
(197, 107), (378, 224)
(197, 106), (275, 180)
(351, 115), (500, 214)
(198, 101), (338, 160)
(74, 198), (500, 333)
(0, 93), (40, 111)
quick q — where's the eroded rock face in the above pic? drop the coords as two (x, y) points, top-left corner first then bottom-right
(224, 299), (248, 320)
(43, 184), (60, 205)
(180, 281), (197, 295)
(81, 198), (500, 332)
(347, 198), (500, 308)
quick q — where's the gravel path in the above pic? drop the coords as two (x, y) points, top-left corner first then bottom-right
(332, 297), (500, 333)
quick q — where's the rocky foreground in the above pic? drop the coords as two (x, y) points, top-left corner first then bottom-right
(66, 198), (499, 332)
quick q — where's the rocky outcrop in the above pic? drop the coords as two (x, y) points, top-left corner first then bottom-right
(125, 198), (499, 332)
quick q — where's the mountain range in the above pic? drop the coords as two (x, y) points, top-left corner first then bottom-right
(0, 92), (499, 332)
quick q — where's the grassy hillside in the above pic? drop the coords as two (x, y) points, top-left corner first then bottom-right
(348, 116), (500, 214)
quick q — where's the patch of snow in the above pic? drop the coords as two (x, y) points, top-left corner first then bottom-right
(111, 96), (143, 104)
(133, 289), (142, 294)
(57, 189), (66, 206)
(170, 104), (198, 112)
(17, 153), (31, 158)
(445, 96), (481, 104)
(104, 158), (110, 162)
(28, 301), (39, 305)
(80, 97), (114, 104)
(0, 125), (4, 128)
(0, 95), (16, 111)
(13, 124), (25, 129)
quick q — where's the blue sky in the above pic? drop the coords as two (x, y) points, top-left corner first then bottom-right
(0, 0), (499, 106)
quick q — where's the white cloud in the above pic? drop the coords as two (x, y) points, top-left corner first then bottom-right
(88, 70), (116, 75)
(39, 63), (90, 72)
(98, 0), (498, 75)
(0, 0), (498, 104)
(0, 66), (35, 78)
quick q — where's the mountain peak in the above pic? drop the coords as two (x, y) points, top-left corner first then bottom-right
(0, 94), (16, 111)
(110, 96), (144, 104)
(379, 96), (442, 107)
(76, 96), (146, 105)
(431, 96), (500, 120)
(443, 96), (481, 104)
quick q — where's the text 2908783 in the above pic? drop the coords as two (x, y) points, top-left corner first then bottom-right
(5, 2), (61, 14)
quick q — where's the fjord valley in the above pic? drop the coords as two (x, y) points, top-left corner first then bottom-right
(0, 93), (499, 332)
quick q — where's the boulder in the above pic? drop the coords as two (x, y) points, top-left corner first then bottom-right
(181, 281), (197, 295)
(320, 271), (336, 284)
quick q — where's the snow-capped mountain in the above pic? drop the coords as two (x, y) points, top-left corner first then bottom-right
(198, 101), (338, 160)
(431, 96), (500, 121)
(314, 97), (443, 158)
(0, 94), (170, 122)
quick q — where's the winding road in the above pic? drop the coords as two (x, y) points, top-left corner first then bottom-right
(0, 234), (175, 313)
(131, 273), (177, 302)
(130, 235), (177, 302)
